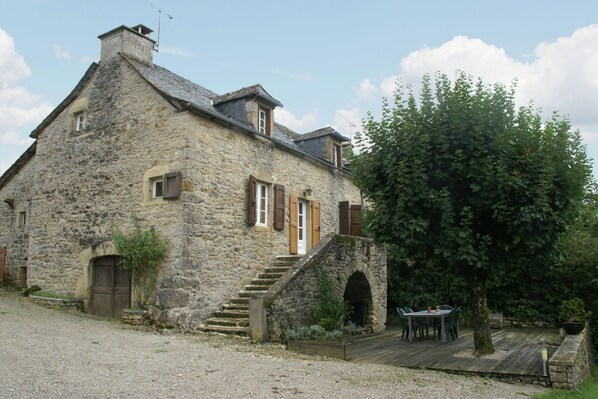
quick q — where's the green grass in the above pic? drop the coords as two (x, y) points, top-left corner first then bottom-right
(31, 290), (77, 301)
(534, 369), (598, 399)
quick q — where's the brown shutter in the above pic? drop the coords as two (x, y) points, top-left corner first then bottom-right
(311, 200), (321, 246)
(338, 201), (350, 234)
(0, 247), (5, 282)
(247, 175), (257, 226)
(163, 172), (182, 199)
(273, 184), (285, 231)
(350, 205), (362, 237)
(289, 195), (298, 254)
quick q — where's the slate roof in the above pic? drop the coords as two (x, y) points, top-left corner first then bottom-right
(294, 126), (350, 142)
(213, 84), (282, 108)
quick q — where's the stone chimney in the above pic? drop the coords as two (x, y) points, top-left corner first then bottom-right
(98, 24), (155, 65)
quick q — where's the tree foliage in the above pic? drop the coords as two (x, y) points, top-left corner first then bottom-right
(351, 72), (592, 354)
(112, 224), (169, 309)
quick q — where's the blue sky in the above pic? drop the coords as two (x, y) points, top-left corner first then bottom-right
(1, 0), (597, 178)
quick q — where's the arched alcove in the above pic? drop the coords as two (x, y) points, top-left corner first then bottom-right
(343, 271), (373, 326)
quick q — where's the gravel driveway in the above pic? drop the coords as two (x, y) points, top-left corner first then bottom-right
(0, 288), (546, 399)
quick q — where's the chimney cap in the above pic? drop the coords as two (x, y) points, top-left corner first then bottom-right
(98, 24), (156, 44)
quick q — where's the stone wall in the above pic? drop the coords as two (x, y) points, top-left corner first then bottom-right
(0, 52), (361, 330)
(548, 325), (592, 389)
(255, 234), (387, 342)
(28, 295), (83, 312)
(0, 155), (36, 287)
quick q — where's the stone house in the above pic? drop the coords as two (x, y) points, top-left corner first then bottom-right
(0, 24), (386, 336)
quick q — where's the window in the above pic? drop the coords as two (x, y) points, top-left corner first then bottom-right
(152, 178), (164, 199)
(18, 211), (26, 228)
(333, 143), (342, 167)
(256, 182), (268, 226)
(75, 112), (86, 131)
(258, 107), (271, 135)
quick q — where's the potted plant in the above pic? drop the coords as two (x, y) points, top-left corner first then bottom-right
(558, 297), (592, 335)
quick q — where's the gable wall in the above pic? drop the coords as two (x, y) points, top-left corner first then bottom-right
(0, 157), (37, 287)
(23, 57), (186, 298)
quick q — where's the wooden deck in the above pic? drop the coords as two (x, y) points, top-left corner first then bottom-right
(351, 326), (561, 383)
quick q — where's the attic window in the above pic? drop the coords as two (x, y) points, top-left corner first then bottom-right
(258, 107), (271, 136)
(152, 178), (164, 199)
(75, 112), (86, 132)
(333, 143), (342, 167)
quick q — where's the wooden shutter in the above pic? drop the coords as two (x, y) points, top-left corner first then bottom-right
(273, 184), (285, 231)
(0, 247), (5, 282)
(311, 200), (321, 246)
(289, 195), (298, 254)
(247, 175), (257, 226)
(350, 205), (362, 237)
(338, 201), (350, 234)
(163, 172), (182, 199)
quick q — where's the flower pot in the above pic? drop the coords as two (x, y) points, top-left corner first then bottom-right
(562, 321), (585, 335)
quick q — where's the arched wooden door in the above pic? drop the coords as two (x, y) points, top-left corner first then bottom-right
(89, 256), (130, 318)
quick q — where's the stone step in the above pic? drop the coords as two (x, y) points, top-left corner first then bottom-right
(198, 324), (249, 336)
(230, 297), (249, 305)
(214, 309), (249, 318)
(222, 303), (249, 311)
(258, 272), (284, 279)
(204, 317), (249, 328)
(250, 278), (278, 286)
(264, 266), (291, 274)
(276, 255), (303, 263)
(243, 285), (270, 292)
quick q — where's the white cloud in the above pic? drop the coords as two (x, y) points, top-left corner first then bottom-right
(0, 28), (31, 86)
(0, 153), (19, 175)
(380, 75), (400, 98)
(159, 45), (198, 58)
(271, 68), (313, 82)
(334, 107), (362, 141)
(1, 131), (34, 146)
(52, 44), (71, 60)
(354, 78), (377, 101)
(0, 86), (53, 129)
(274, 107), (318, 133)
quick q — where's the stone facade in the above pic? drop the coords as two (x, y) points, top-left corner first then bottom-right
(0, 25), (373, 331)
(256, 234), (387, 341)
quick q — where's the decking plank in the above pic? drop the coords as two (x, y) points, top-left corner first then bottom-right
(351, 326), (560, 380)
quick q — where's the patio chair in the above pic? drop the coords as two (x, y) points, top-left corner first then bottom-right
(438, 308), (459, 341)
(440, 304), (453, 310)
(397, 307), (425, 340)
(405, 306), (429, 338)
(451, 307), (462, 339)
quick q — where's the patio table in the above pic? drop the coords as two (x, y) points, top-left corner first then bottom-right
(404, 309), (452, 343)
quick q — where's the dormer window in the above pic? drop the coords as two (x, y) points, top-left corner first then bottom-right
(333, 143), (342, 167)
(258, 107), (271, 136)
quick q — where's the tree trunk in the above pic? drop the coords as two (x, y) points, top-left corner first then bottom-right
(468, 273), (494, 355)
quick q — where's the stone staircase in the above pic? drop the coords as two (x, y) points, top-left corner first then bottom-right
(198, 255), (302, 336)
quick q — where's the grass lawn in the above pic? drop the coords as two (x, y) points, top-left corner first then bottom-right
(534, 369), (597, 399)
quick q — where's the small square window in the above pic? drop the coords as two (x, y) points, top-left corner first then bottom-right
(18, 211), (27, 228)
(152, 179), (164, 199)
(75, 113), (86, 131)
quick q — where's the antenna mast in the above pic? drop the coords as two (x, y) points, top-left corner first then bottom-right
(154, 9), (173, 52)
(336, 113), (356, 141)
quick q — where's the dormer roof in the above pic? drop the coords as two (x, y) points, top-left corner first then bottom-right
(212, 84), (282, 108)
(294, 126), (350, 143)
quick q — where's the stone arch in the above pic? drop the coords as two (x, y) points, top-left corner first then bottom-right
(75, 241), (117, 309)
(343, 271), (373, 327)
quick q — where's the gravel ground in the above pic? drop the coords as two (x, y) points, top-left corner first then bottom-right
(0, 288), (546, 399)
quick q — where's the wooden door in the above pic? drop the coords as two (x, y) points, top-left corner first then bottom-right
(338, 201), (350, 235)
(90, 256), (130, 318)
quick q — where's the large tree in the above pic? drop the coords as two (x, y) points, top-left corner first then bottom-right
(351, 72), (592, 354)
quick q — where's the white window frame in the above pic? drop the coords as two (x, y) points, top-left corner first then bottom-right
(258, 109), (267, 134)
(256, 182), (269, 227)
(75, 112), (85, 132)
(152, 178), (164, 199)
(333, 143), (341, 167)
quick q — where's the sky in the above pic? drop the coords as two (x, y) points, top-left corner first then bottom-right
(1, 0), (597, 178)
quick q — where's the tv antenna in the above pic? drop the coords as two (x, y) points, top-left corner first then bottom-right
(336, 113), (356, 141)
(146, 1), (173, 52)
